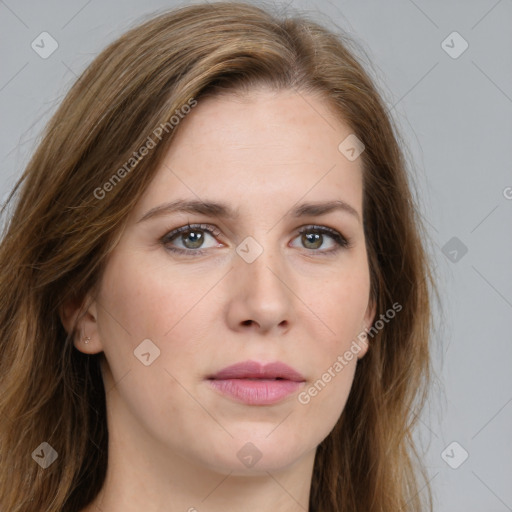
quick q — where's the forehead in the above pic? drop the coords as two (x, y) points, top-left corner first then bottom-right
(134, 89), (364, 219)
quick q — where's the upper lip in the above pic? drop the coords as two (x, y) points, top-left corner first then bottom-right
(208, 360), (305, 382)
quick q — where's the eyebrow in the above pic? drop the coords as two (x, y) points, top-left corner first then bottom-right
(137, 199), (361, 224)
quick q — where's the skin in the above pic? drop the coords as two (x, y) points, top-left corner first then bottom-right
(63, 87), (376, 512)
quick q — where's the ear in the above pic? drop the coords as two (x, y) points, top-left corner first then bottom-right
(357, 297), (377, 360)
(59, 292), (102, 355)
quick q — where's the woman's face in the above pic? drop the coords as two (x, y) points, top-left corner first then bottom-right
(78, 88), (375, 476)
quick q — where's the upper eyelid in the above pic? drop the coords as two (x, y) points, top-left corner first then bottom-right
(162, 222), (342, 236)
(162, 223), (221, 239)
(161, 223), (348, 246)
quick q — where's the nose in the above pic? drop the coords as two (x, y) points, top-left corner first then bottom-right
(225, 242), (295, 334)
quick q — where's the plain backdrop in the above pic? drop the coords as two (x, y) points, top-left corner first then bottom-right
(1, 1), (511, 511)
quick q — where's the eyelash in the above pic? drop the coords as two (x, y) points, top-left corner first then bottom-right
(160, 223), (352, 257)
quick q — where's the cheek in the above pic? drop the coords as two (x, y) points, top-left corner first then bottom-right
(310, 263), (370, 341)
(297, 354), (357, 442)
(95, 256), (212, 435)
(98, 251), (214, 340)
(294, 264), (369, 419)
(96, 251), (222, 392)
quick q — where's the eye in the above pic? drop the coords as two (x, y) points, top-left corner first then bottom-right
(161, 223), (222, 256)
(160, 223), (352, 257)
(290, 225), (351, 255)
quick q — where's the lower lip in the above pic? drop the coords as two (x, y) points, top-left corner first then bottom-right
(207, 378), (303, 405)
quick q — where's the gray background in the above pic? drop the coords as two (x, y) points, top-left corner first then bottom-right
(1, 1), (511, 510)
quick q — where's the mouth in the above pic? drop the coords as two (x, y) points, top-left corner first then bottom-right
(206, 360), (306, 405)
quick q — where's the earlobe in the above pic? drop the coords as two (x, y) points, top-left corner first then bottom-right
(59, 293), (101, 354)
(358, 298), (377, 360)
(365, 297), (377, 326)
(356, 331), (370, 359)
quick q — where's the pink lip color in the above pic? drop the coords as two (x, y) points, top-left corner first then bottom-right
(207, 360), (305, 405)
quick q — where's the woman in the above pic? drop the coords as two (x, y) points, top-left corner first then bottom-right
(0, 2), (437, 511)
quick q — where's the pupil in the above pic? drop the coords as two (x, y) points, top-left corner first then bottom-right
(304, 232), (321, 249)
(184, 231), (203, 248)
(180, 230), (323, 250)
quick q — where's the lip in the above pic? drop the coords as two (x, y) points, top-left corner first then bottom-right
(207, 360), (306, 405)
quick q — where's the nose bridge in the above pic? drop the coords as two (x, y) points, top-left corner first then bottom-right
(229, 233), (294, 329)
(236, 235), (287, 296)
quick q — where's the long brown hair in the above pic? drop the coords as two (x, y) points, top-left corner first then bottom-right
(0, 3), (438, 511)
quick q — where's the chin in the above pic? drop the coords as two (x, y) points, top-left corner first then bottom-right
(195, 433), (316, 476)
